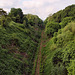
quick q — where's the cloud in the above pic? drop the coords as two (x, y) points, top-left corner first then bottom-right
(0, 0), (17, 7)
(22, 0), (60, 8)
(0, 0), (75, 20)
(0, 0), (60, 20)
(23, 1), (42, 8)
(22, 0), (59, 20)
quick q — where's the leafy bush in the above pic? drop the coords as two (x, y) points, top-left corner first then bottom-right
(60, 17), (74, 28)
(45, 21), (60, 37)
(63, 22), (75, 35)
(42, 22), (75, 75)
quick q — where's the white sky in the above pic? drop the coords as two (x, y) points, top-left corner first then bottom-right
(0, 0), (75, 20)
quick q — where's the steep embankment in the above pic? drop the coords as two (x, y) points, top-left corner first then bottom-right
(0, 21), (42, 75)
(42, 4), (75, 75)
(41, 22), (75, 75)
(0, 8), (44, 75)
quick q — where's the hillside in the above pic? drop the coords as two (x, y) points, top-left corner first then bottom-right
(40, 4), (75, 75)
(41, 22), (75, 75)
(0, 8), (43, 75)
(0, 4), (75, 75)
(44, 4), (75, 24)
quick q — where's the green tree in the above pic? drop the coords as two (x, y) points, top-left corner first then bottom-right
(60, 17), (74, 28)
(1, 16), (7, 27)
(8, 8), (23, 23)
(45, 21), (60, 37)
(51, 64), (67, 75)
(16, 15), (20, 23)
(68, 60), (75, 75)
(0, 8), (7, 17)
(23, 20), (28, 28)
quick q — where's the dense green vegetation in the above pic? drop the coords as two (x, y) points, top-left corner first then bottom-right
(44, 4), (75, 24)
(40, 4), (75, 75)
(44, 4), (75, 37)
(0, 4), (75, 75)
(41, 22), (75, 75)
(45, 21), (60, 36)
(0, 8), (43, 75)
(0, 8), (7, 17)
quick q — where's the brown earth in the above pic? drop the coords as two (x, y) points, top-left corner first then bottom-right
(35, 31), (45, 75)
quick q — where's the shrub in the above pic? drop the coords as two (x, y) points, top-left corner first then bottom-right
(45, 21), (60, 37)
(63, 22), (75, 34)
(60, 17), (73, 28)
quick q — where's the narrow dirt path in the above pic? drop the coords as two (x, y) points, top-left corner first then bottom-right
(35, 31), (44, 75)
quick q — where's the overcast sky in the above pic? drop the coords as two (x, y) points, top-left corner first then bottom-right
(0, 0), (75, 20)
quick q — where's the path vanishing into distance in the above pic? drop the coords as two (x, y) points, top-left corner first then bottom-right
(35, 30), (46, 75)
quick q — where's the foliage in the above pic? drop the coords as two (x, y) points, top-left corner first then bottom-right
(42, 22), (75, 75)
(1, 4), (75, 75)
(8, 8), (23, 23)
(60, 17), (74, 28)
(44, 4), (75, 24)
(45, 21), (60, 37)
(24, 14), (43, 28)
(0, 16), (11, 27)
(0, 8), (7, 17)
(0, 8), (43, 75)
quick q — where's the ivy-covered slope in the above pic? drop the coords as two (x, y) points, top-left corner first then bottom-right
(0, 8), (43, 75)
(42, 22), (75, 75)
(41, 4), (75, 75)
(0, 4), (75, 75)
